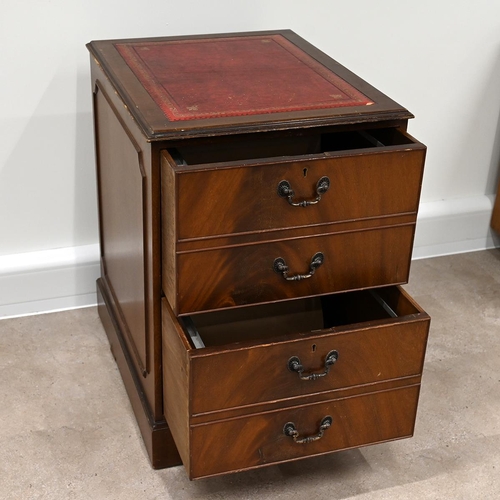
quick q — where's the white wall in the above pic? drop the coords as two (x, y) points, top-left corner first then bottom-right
(1, 1), (500, 316)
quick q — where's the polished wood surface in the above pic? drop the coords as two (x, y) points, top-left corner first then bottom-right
(95, 84), (148, 376)
(174, 224), (415, 315)
(89, 31), (428, 477)
(161, 125), (425, 315)
(161, 295), (191, 471)
(163, 128), (426, 240)
(161, 150), (177, 310)
(91, 53), (166, 458)
(189, 385), (420, 479)
(162, 287), (429, 416)
(98, 279), (181, 469)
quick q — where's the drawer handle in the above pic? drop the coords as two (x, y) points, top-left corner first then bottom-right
(277, 176), (330, 207)
(283, 416), (333, 444)
(288, 350), (339, 381)
(273, 252), (324, 281)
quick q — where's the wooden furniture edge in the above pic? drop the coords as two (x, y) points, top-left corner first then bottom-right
(492, 182), (500, 234)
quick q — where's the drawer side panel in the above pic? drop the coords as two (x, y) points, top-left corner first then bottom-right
(162, 299), (191, 471)
(161, 154), (178, 312)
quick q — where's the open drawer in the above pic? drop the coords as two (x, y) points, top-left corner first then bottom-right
(162, 285), (430, 478)
(161, 127), (426, 241)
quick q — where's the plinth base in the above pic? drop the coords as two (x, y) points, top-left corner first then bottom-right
(97, 278), (182, 469)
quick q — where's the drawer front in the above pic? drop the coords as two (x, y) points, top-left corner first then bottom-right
(164, 139), (425, 240)
(162, 286), (430, 413)
(188, 385), (420, 479)
(190, 319), (428, 415)
(175, 224), (415, 315)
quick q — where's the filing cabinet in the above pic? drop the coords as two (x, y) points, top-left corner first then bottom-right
(87, 30), (430, 479)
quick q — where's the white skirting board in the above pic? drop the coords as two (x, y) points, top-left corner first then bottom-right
(0, 195), (498, 319)
(412, 194), (498, 259)
(0, 244), (100, 319)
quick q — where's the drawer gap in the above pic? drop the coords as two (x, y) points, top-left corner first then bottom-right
(181, 287), (419, 350)
(168, 127), (414, 166)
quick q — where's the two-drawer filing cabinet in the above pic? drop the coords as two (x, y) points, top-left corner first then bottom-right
(87, 30), (430, 479)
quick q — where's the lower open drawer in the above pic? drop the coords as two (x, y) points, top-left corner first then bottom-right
(162, 286), (430, 479)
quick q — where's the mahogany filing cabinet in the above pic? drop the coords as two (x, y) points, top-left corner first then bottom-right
(87, 30), (430, 479)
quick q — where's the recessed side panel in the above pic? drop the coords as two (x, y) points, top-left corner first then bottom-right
(95, 83), (148, 377)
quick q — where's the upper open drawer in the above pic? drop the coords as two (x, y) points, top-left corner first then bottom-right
(161, 127), (426, 241)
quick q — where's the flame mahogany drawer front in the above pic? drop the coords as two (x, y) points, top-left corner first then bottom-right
(169, 223), (416, 315)
(162, 128), (426, 240)
(187, 387), (420, 479)
(161, 128), (426, 316)
(162, 286), (429, 479)
(88, 30), (429, 476)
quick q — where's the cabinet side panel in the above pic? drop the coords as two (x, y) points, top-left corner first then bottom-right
(95, 84), (148, 376)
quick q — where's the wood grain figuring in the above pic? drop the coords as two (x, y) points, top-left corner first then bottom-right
(492, 181), (500, 234)
(190, 320), (428, 415)
(190, 376), (422, 425)
(188, 385), (420, 479)
(175, 224), (415, 315)
(174, 213), (416, 253)
(89, 32), (429, 476)
(165, 133), (426, 240)
(164, 285), (430, 415)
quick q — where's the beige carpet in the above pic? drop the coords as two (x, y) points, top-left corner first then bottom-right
(1, 249), (499, 499)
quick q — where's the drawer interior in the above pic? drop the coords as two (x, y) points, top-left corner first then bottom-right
(181, 287), (420, 349)
(168, 127), (415, 166)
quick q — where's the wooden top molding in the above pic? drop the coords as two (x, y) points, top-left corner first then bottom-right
(87, 30), (413, 140)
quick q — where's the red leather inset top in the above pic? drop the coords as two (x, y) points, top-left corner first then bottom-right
(115, 35), (373, 121)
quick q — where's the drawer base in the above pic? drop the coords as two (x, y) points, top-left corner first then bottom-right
(97, 278), (181, 469)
